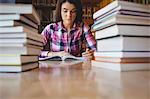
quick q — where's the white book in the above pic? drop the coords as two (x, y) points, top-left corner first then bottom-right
(91, 60), (150, 71)
(0, 14), (38, 29)
(94, 6), (150, 24)
(0, 4), (40, 24)
(0, 38), (43, 47)
(92, 15), (150, 31)
(97, 36), (150, 51)
(0, 44), (42, 55)
(0, 62), (38, 72)
(93, 11), (150, 27)
(94, 57), (150, 63)
(95, 25), (150, 39)
(0, 26), (43, 43)
(0, 55), (38, 65)
(94, 51), (150, 58)
(0, 20), (17, 27)
(0, 32), (43, 43)
(93, 0), (150, 19)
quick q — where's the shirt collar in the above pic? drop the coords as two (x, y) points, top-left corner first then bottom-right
(59, 21), (79, 32)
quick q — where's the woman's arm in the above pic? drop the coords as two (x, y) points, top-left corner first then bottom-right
(40, 24), (52, 57)
(81, 24), (96, 60)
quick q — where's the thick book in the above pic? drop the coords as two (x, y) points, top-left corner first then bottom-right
(94, 51), (150, 58)
(0, 62), (38, 72)
(94, 57), (150, 63)
(0, 26), (43, 42)
(0, 14), (38, 29)
(95, 24), (150, 39)
(0, 32), (43, 44)
(97, 36), (150, 51)
(39, 60), (83, 69)
(94, 6), (150, 23)
(0, 38), (43, 47)
(0, 55), (38, 65)
(0, 4), (40, 24)
(93, 0), (150, 19)
(0, 44), (42, 55)
(92, 14), (150, 31)
(39, 54), (85, 61)
(91, 60), (149, 71)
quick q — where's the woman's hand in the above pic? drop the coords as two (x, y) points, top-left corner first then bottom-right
(82, 48), (94, 60)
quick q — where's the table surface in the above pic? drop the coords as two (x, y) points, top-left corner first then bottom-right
(0, 60), (149, 99)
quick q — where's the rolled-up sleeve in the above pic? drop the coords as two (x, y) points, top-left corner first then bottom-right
(40, 25), (51, 57)
(83, 24), (96, 51)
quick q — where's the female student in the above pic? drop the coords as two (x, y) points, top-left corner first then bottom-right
(40, 0), (96, 60)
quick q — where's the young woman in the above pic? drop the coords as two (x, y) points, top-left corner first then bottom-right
(40, 0), (96, 60)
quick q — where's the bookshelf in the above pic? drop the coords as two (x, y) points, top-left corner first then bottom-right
(32, 0), (56, 33)
(99, 0), (150, 9)
(82, 0), (100, 26)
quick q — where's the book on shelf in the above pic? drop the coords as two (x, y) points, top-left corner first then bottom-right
(92, 14), (150, 31)
(0, 44), (42, 55)
(0, 14), (38, 29)
(0, 55), (38, 65)
(0, 62), (38, 73)
(95, 24), (150, 39)
(0, 3), (40, 24)
(39, 54), (85, 61)
(94, 57), (150, 63)
(96, 36), (150, 51)
(91, 60), (149, 71)
(94, 51), (150, 58)
(93, 0), (150, 19)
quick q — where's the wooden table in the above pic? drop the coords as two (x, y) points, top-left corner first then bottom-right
(0, 60), (149, 99)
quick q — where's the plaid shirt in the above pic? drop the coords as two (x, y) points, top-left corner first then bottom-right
(40, 21), (96, 57)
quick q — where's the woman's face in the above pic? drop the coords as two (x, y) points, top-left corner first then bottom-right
(61, 1), (77, 25)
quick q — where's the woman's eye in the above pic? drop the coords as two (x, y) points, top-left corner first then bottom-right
(63, 10), (67, 13)
(71, 10), (76, 13)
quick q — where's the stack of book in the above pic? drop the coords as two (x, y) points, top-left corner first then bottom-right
(0, 3), (43, 72)
(91, 0), (150, 71)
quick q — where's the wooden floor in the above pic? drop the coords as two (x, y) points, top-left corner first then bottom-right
(0, 60), (149, 99)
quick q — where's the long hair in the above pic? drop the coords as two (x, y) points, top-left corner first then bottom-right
(55, 0), (83, 23)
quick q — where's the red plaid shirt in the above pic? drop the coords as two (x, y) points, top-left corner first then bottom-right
(40, 21), (96, 57)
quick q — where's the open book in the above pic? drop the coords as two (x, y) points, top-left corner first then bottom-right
(39, 54), (85, 61)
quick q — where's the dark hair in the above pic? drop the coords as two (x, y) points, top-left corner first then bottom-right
(55, 0), (83, 23)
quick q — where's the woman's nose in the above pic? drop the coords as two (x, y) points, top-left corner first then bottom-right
(66, 11), (72, 18)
